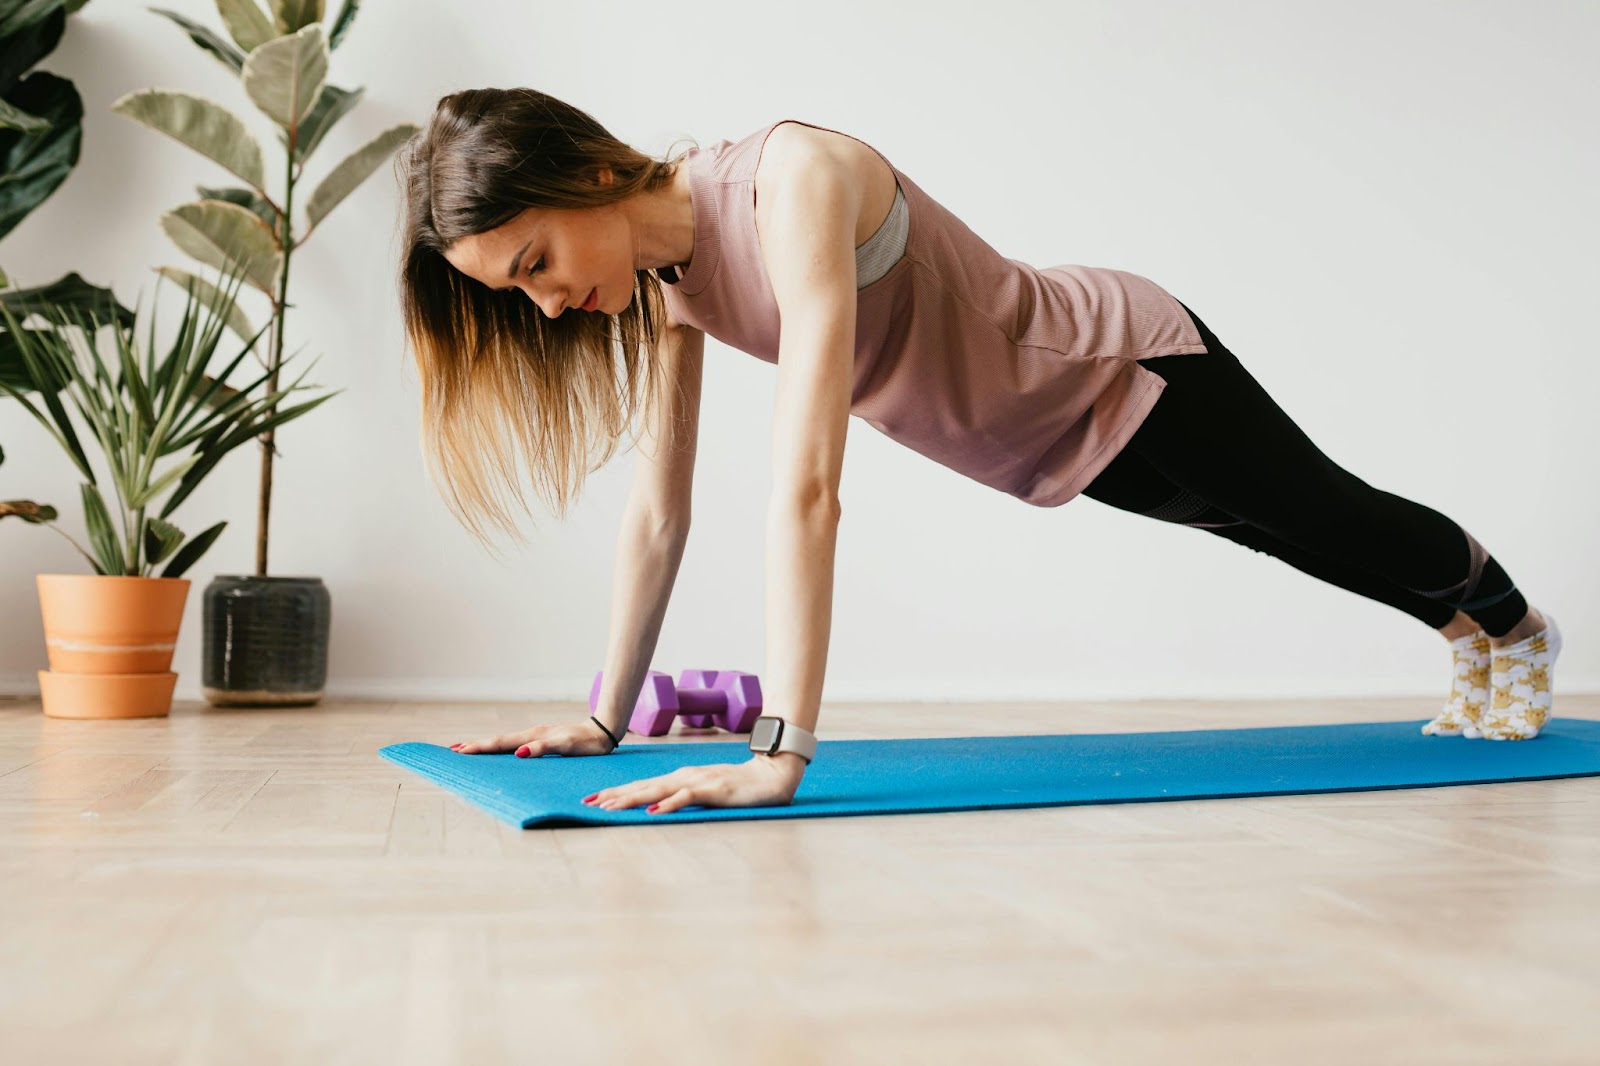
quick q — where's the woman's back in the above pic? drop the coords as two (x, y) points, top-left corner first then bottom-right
(659, 118), (1207, 508)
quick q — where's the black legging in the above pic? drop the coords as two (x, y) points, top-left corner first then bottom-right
(1081, 302), (1529, 637)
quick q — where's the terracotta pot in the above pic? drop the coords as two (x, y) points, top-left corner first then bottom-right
(35, 574), (191, 719)
(36, 670), (179, 719)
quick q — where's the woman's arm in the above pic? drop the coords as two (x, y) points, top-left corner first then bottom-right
(756, 131), (862, 743)
(591, 321), (705, 739)
(582, 130), (862, 812)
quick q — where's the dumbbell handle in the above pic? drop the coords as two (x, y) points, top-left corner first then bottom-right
(676, 689), (729, 714)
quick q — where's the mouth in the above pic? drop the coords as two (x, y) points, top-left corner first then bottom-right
(580, 287), (598, 312)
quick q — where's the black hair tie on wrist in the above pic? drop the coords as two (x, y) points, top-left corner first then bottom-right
(590, 716), (622, 752)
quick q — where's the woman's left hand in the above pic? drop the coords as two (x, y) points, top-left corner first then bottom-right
(582, 753), (807, 815)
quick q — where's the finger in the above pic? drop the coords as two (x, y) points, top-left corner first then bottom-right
(649, 787), (699, 815)
(458, 730), (542, 755)
(590, 774), (684, 810)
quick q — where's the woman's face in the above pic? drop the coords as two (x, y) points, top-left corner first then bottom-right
(442, 174), (631, 318)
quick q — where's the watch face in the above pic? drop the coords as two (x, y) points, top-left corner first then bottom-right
(750, 717), (781, 752)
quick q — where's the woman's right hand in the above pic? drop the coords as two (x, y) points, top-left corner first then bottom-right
(449, 720), (616, 758)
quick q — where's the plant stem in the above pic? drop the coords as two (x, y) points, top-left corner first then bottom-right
(257, 135), (300, 577)
(44, 522), (102, 573)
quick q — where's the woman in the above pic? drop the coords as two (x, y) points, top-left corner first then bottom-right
(400, 88), (1561, 815)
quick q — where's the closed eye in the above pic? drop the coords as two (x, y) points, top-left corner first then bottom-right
(496, 256), (545, 293)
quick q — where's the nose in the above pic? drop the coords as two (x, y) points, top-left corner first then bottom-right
(523, 283), (567, 318)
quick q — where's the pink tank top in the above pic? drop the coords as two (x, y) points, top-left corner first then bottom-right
(658, 119), (1207, 507)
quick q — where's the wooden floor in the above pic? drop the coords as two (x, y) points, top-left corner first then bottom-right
(3, 691), (1598, 1066)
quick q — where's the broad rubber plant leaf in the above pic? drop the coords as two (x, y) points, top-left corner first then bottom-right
(326, 0), (356, 48)
(270, 0), (322, 35)
(150, 7), (246, 75)
(160, 200), (281, 295)
(242, 23), (327, 131)
(305, 122), (416, 229)
(293, 81), (360, 163)
(197, 183), (280, 229)
(110, 89), (264, 190)
(215, 0), (273, 52)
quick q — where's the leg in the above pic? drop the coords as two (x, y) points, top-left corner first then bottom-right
(1080, 443), (1458, 630)
(1127, 303), (1534, 639)
(1098, 302), (1558, 737)
(1081, 445), (1492, 735)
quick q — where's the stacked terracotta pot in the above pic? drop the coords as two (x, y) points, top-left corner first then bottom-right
(35, 575), (191, 719)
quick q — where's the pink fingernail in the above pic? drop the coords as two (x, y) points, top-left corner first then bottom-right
(515, 746), (530, 757)
(647, 804), (661, 813)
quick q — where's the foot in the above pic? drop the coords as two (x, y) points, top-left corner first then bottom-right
(1475, 612), (1561, 740)
(1422, 629), (1490, 736)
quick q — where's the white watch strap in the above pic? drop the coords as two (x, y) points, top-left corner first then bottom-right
(755, 718), (817, 763)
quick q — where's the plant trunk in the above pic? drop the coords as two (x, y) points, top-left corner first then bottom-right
(256, 136), (299, 578)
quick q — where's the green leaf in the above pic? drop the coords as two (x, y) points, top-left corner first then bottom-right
(270, 0), (322, 34)
(0, 302), (96, 482)
(110, 89), (264, 191)
(242, 23), (327, 131)
(197, 183), (279, 228)
(160, 382), (337, 516)
(160, 201), (281, 295)
(149, 7), (245, 75)
(326, 0), (356, 47)
(293, 81), (360, 163)
(305, 122), (416, 229)
(155, 267), (256, 341)
(142, 515), (185, 564)
(214, 0), (273, 52)
(0, 0), (64, 37)
(130, 453), (201, 509)
(81, 481), (125, 574)
(0, 71), (81, 241)
(0, 97), (47, 133)
(0, 5), (64, 95)
(0, 271), (133, 329)
(161, 519), (225, 577)
(0, 499), (58, 522)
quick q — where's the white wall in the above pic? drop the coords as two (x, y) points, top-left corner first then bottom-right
(3, 0), (1597, 706)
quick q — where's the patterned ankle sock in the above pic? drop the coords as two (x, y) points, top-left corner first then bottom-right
(1422, 630), (1490, 737)
(1474, 614), (1562, 741)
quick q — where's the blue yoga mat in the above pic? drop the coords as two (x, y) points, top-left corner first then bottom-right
(378, 718), (1600, 828)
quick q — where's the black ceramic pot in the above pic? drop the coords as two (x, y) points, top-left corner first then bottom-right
(202, 575), (331, 707)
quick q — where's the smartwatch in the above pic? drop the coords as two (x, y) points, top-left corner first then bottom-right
(747, 716), (817, 764)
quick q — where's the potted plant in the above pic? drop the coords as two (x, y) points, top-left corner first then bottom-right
(2, 0), (135, 431)
(112, 0), (417, 706)
(0, 268), (335, 718)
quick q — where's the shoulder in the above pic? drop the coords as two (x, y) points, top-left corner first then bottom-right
(751, 121), (896, 252)
(755, 119), (872, 180)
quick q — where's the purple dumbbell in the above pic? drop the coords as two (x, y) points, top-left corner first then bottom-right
(588, 669), (764, 737)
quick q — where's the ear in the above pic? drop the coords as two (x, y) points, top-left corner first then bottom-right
(594, 165), (616, 188)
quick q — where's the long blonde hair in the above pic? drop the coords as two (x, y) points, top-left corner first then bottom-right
(397, 87), (696, 550)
